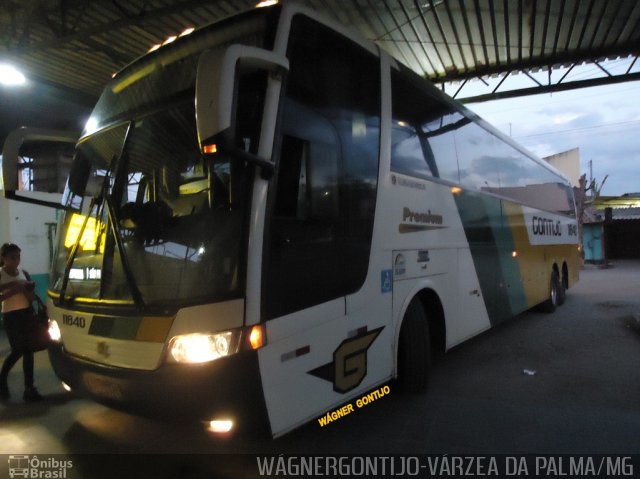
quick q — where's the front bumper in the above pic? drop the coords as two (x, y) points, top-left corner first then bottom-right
(48, 341), (269, 430)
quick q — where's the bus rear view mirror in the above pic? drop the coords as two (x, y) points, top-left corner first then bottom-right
(2, 127), (78, 209)
(195, 45), (288, 178)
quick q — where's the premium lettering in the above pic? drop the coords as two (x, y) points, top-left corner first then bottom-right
(403, 207), (443, 225)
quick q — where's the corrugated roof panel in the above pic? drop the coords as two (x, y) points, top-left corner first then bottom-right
(392, 4), (436, 74)
(474, 0), (494, 68)
(412, 5), (447, 76)
(2, 0), (640, 143)
(612, 207), (640, 220)
(403, 10), (442, 76)
(369, 2), (420, 72)
(4, 1), (638, 81)
(443, 0), (472, 73)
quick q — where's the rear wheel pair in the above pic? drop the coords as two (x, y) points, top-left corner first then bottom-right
(540, 269), (566, 313)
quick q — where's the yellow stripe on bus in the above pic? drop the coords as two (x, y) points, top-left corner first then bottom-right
(136, 316), (175, 343)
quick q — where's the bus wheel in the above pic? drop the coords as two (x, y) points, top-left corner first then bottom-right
(557, 272), (567, 306)
(540, 270), (560, 313)
(397, 298), (431, 393)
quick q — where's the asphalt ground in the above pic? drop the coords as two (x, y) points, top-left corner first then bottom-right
(1, 260), (639, 477)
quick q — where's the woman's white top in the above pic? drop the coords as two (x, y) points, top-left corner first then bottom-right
(0, 267), (30, 313)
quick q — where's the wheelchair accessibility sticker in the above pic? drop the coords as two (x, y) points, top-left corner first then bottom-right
(381, 270), (392, 293)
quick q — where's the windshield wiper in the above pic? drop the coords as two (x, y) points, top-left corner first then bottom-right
(59, 171), (143, 309)
(103, 194), (145, 309)
(59, 191), (103, 304)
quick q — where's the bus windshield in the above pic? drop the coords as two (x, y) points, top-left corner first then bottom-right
(49, 10), (273, 308)
(51, 99), (251, 306)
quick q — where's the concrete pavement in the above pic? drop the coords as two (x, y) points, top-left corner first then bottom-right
(1, 261), (639, 476)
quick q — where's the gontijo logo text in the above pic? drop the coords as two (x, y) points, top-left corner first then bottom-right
(531, 215), (578, 237)
(531, 215), (562, 236)
(8, 455), (73, 478)
(524, 208), (578, 246)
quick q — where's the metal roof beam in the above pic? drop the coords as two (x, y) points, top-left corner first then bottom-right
(431, 41), (640, 83)
(594, 61), (613, 77)
(459, 70), (640, 104)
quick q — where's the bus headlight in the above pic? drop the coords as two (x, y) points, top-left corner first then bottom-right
(48, 320), (62, 342)
(207, 418), (234, 434)
(169, 332), (233, 363)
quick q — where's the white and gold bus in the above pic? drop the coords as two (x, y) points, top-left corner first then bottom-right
(2, 1), (578, 437)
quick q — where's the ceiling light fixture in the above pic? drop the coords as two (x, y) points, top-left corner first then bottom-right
(256, 0), (278, 8)
(162, 35), (177, 45)
(0, 63), (26, 86)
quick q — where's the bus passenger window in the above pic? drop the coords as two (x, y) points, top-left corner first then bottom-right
(275, 136), (310, 220)
(266, 15), (380, 319)
(391, 68), (464, 182)
(391, 127), (425, 175)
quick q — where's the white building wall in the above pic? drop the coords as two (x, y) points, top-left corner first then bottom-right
(0, 191), (61, 276)
(544, 147), (580, 186)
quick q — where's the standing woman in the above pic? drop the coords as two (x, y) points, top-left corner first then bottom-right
(0, 243), (42, 402)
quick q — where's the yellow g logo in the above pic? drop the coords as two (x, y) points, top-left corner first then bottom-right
(308, 327), (383, 393)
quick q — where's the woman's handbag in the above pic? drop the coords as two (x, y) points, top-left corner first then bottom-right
(27, 296), (51, 352)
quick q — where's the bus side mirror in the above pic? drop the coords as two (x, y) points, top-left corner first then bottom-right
(195, 45), (289, 178)
(2, 127), (78, 209)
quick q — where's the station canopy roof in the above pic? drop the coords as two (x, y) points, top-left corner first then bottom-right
(1, 0), (639, 141)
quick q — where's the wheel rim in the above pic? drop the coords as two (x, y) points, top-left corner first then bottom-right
(551, 278), (557, 305)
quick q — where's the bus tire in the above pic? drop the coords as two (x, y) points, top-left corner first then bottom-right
(397, 298), (431, 393)
(557, 273), (566, 306)
(540, 269), (560, 313)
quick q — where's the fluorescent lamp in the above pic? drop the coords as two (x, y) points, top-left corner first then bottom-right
(0, 64), (26, 86)
(256, 0), (278, 7)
